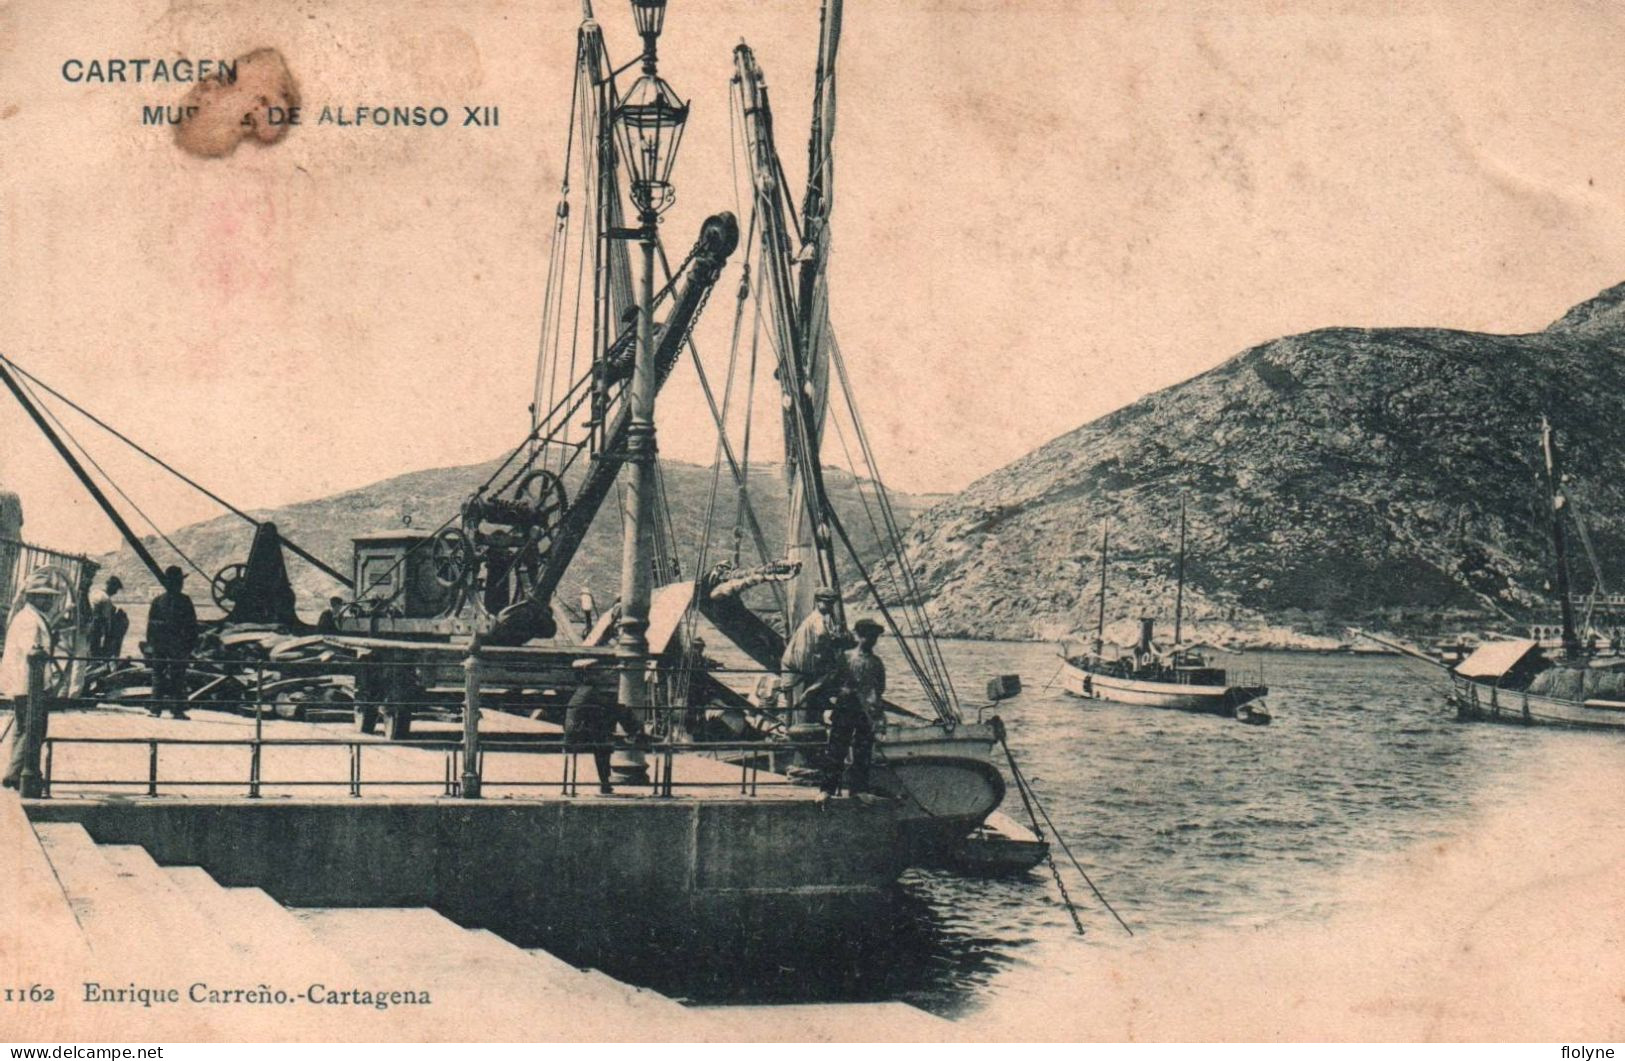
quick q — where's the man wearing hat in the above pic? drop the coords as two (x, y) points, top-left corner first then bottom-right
(780, 585), (853, 726)
(2, 581), (58, 788)
(824, 617), (887, 797)
(145, 565), (198, 719)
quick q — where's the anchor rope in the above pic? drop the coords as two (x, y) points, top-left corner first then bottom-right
(993, 728), (1083, 935)
(1047, 852), (1088, 937)
(997, 728), (1133, 937)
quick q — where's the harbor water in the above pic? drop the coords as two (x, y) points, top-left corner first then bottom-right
(611, 642), (1620, 1019)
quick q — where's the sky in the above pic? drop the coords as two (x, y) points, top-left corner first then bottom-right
(6, 0), (1625, 557)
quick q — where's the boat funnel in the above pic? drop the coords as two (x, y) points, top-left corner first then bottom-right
(1138, 617), (1155, 654)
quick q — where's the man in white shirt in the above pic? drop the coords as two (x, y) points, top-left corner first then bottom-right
(2, 584), (58, 789)
(780, 587), (853, 726)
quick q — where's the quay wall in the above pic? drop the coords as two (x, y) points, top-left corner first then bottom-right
(25, 797), (905, 961)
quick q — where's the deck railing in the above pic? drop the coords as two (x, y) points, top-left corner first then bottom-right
(13, 646), (819, 801)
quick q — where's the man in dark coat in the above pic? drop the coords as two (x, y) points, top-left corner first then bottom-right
(315, 595), (344, 634)
(145, 565), (197, 719)
(823, 617), (886, 797)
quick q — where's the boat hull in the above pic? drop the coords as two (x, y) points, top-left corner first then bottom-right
(741, 720), (1006, 865)
(855, 721), (1006, 864)
(1060, 661), (1266, 716)
(1451, 675), (1625, 730)
(930, 809), (1050, 876)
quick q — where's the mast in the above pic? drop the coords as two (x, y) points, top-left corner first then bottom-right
(732, 43), (845, 631)
(1094, 521), (1108, 657)
(0, 358), (166, 584)
(1541, 415), (1581, 659)
(1174, 495), (1186, 649)
(796, 0), (840, 387)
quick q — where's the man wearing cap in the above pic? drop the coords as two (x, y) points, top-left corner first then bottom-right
(88, 575), (128, 663)
(145, 565), (197, 720)
(824, 617), (886, 797)
(2, 582), (57, 789)
(780, 586), (853, 726)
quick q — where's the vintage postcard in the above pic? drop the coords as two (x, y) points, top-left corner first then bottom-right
(1, 0), (1623, 1047)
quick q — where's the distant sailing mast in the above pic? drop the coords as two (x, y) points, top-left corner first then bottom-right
(1541, 414), (1581, 659)
(1173, 495), (1186, 650)
(1093, 522), (1108, 657)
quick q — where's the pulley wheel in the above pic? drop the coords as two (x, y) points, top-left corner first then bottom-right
(430, 527), (474, 588)
(210, 563), (246, 611)
(515, 469), (568, 533)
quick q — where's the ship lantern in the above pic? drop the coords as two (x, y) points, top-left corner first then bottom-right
(615, 72), (689, 217)
(630, 0), (669, 60)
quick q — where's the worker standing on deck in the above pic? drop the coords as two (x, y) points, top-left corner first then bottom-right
(87, 575), (128, 663)
(578, 586), (597, 639)
(824, 617), (885, 797)
(781, 587), (853, 726)
(145, 565), (197, 720)
(564, 675), (647, 796)
(2, 582), (58, 789)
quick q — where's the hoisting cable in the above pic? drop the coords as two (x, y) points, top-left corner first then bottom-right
(737, 264), (764, 566)
(531, 43), (580, 466)
(687, 248), (756, 651)
(996, 727), (1133, 937)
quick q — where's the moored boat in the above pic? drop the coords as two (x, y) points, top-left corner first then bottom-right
(1059, 500), (1270, 722)
(1447, 418), (1625, 731)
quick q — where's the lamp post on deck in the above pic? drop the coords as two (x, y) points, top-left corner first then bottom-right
(612, 0), (688, 720)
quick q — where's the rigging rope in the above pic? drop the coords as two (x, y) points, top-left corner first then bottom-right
(13, 370), (209, 582)
(690, 252), (755, 635)
(0, 354), (260, 531)
(827, 331), (962, 712)
(649, 235), (782, 610)
(821, 499), (951, 721)
(822, 404), (947, 700)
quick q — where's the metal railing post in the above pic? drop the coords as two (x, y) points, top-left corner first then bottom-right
(248, 665), (264, 798)
(254, 666), (265, 740)
(18, 647), (47, 798)
(349, 743), (361, 797)
(146, 740), (158, 796)
(461, 636), (482, 799)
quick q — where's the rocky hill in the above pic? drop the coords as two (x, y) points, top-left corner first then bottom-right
(893, 281), (1625, 645)
(97, 457), (942, 618)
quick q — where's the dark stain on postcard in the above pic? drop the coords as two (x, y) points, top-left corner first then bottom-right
(175, 47), (300, 159)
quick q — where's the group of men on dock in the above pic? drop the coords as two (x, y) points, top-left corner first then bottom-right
(782, 587), (888, 798)
(1, 565), (200, 787)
